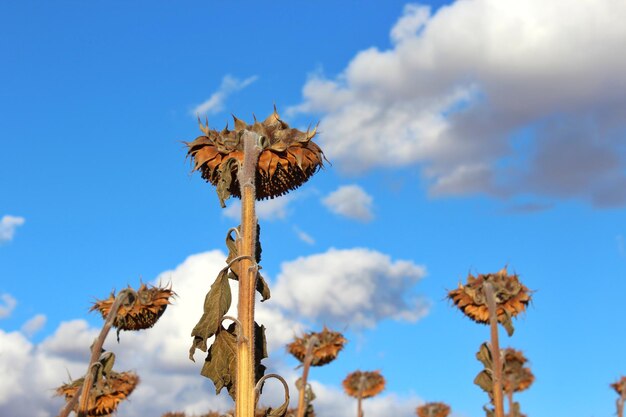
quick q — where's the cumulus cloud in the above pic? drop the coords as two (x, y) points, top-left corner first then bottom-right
(291, 0), (626, 206)
(322, 185), (374, 221)
(21, 314), (47, 338)
(192, 74), (258, 115)
(0, 293), (17, 319)
(223, 195), (293, 221)
(0, 215), (25, 243)
(273, 248), (428, 327)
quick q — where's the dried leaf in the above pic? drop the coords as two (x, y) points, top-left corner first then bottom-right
(255, 322), (268, 382)
(264, 378), (290, 417)
(474, 370), (493, 396)
(476, 342), (493, 370)
(483, 405), (495, 417)
(217, 158), (239, 208)
(189, 269), (232, 360)
(201, 324), (238, 398)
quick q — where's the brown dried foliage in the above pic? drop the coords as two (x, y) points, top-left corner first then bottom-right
(91, 283), (175, 331)
(447, 267), (531, 334)
(186, 108), (324, 202)
(611, 376), (626, 396)
(287, 327), (346, 366)
(342, 370), (385, 399)
(416, 402), (451, 417)
(502, 348), (534, 393)
(56, 371), (139, 416)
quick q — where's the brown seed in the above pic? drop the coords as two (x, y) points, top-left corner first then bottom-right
(56, 371), (139, 416)
(416, 402), (451, 417)
(91, 283), (175, 331)
(287, 327), (347, 366)
(342, 370), (385, 399)
(186, 109), (325, 202)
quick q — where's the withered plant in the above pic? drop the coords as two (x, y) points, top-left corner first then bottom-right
(342, 370), (385, 417)
(611, 376), (626, 417)
(448, 267), (531, 417)
(56, 283), (174, 417)
(186, 108), (324, 417)
(287, 327), (346, 417)
(416, 402), (451, 417)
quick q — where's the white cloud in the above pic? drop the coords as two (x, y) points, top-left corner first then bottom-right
(0, 293), (17, 319)
(223, 195), (293, 222)
(192, 74), (258, 115)
(0, 215), (25, 243)
(322, 185), (374, 222)
(293, 226), (315, 245)
(272, 248), (428, 327)
(291, 0), (626, 206)
(21, 314), (47, 338)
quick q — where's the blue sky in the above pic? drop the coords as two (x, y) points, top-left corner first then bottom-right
(1, 1), (626, 416)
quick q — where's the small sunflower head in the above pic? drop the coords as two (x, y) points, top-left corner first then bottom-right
(56, 371), (139, 416)
(416, 402), (451, 417)
(502, 348), (534, 393)
(287, 327), (347, 367)
(91, 283), (175, 332)
(611, 376), (626, 396)
(447, 267), (531, 335)
(342, 370), (385, 399)
(186, 108), (325, 206)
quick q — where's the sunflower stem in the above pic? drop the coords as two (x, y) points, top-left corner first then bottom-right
(235, 130), (262, 417)
(618, 390), (625, 417)
(506, 390), (513, 417)
(484, 282), (505, 417)
(68, 289), (132, 417)
(296, 336), (319, 417)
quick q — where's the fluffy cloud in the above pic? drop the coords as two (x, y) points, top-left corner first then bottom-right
(192, 74), (258, 115)
(292, 0), (626, 206)
(21, 314), (47, 338)
(273, 248), (428, 327)
(0, 215), (25, 243)
(322, 185), (374, 222)
(223, 195), (293, 221)
(293, 226), (315, 245)
(0, 247), (428, 416)
(0, 293), (17, 319)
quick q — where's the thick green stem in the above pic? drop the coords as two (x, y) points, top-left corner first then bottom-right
(484, 283), (505, 417)
(296, 336), (319, 417)
(235, 130), (262, 417)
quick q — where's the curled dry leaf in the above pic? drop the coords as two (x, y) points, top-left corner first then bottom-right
(447, 267), (531, 336)
(186, 108), (325, 206)
(502, 348), (534, 393)
(91, 283), (175, 334)
(56, 371), (139, 416)
(342, 370), (385, 399)
(287, 327), (347, 366)
(416, 402), (451, 417)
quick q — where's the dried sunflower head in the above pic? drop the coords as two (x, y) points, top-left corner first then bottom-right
(91, 283), (175, 332)
(186, 108), (325, 206)
(161, 413), (188, 417)
(56, 371), (139, 416)
(502, 348), (534, 393)
(447, 267), (531, 335)
(342, 370), (385, 399)
(287, 327), (347, 366)
(611, 376), (626, 396)
(416, 402), (451, 417)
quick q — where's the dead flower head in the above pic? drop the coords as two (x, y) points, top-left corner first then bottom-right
(416, 402), (451, 417)
(611, 376), (626, 396)
(91, 283), (175, 332)
(447, 267), (531, 335)
(56, 371), (139, 416)
(186, 108), (325, 205)
(287, 327), (347, 366)
(342, 370), (385, 399)
(503, 348), (534, 393)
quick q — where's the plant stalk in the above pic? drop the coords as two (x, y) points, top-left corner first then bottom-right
(60, 290), (131, 417)
(618, 390), (625, 417)
(506, 390), (513, 417)
(235, 130), (262, 417)
(484, 282), (505, 417)
(296, 336), (319, 417)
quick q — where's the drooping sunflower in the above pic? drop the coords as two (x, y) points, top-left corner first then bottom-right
(342, 370), (385, 399)
(91, 283), (175, 332)
(186, 108), (325, 206)
(56, 371), (139, 416)
(287, 327), (347, 366)
(447, 267), (531, 335)
(416, 402), (451, 417)
(502, 348), (534, 393)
